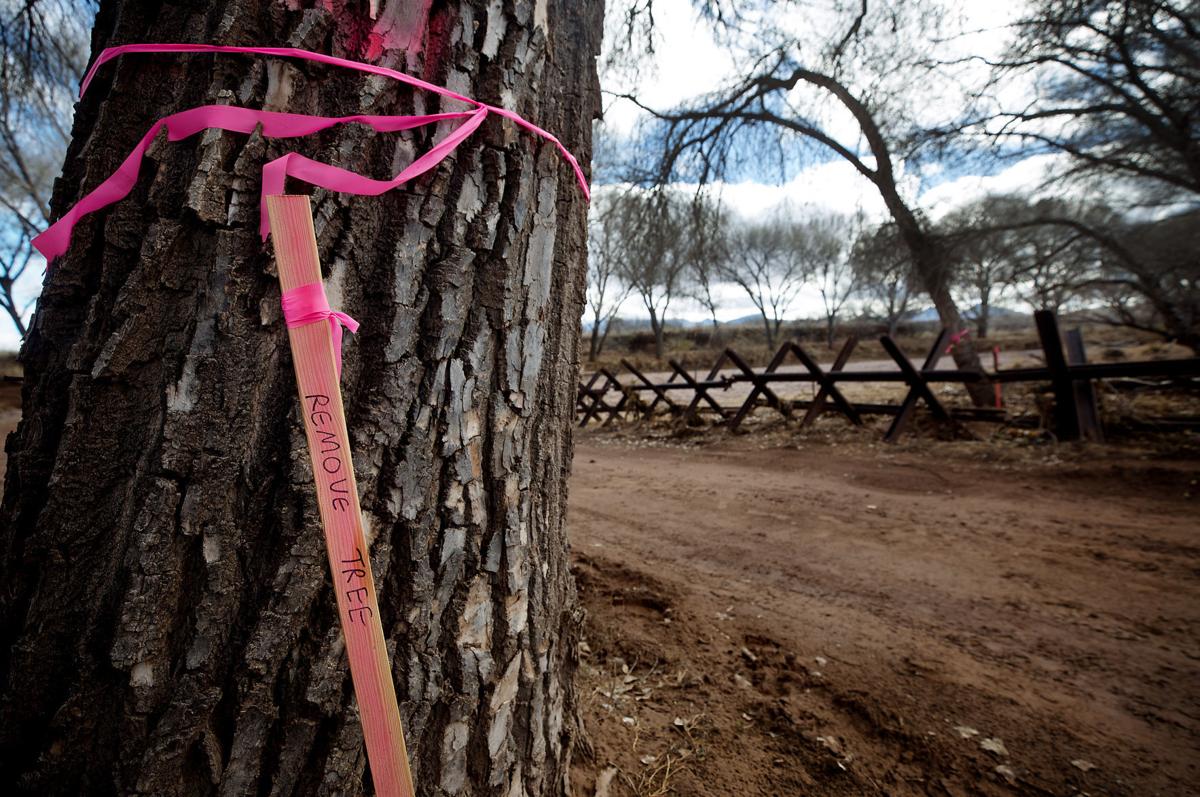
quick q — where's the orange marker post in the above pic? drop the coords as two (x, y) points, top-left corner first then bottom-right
(266, 195), (415, 797)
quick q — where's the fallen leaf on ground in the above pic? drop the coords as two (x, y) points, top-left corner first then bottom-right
(980, 737), (1009, 757)
(1071, 759), (1097, 772)
(817, 736), (844, 756)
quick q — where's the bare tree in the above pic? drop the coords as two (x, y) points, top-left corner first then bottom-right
(614, 1), (996, 404)
(962, 200), (1200, 350)
(1093, 208), (1200, 349)
(0, 227), (35, 335)
(972, 0), (1200, 207)
(956, 1), (1200, 347)
(943, 195), (1108, 318)
(615, 188), (690, 358)
(720, 210), (811, 350)
(940, 196), (1028, 338)
(586, 191), (632, 360)
(850, 221), (918, 338)
(685, 256), (722, 338)
(807, 212), (857, 348)
(681, 192), (728, 339)
(0, 0), (93, 338)
(1004, 201), (1102, 314)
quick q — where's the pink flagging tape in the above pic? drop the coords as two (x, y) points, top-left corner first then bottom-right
(268, 194), (415, 797)
(258, 106), (488, 238)
(34, 105), (479, 260)
(80, 43), (479, 108)
(281, 281), (359, 379)
(33, 42), (589, 261)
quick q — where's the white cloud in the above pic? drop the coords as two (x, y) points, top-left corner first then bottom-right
(711, 158), (889, 221)
(920, 153), (1071, 218)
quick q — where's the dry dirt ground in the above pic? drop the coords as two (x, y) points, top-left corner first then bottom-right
(2, 379), (1197, 795)
(568, 427), (1200, 797)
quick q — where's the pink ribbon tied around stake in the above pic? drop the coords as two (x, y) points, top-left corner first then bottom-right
(281, 282), (359, 378)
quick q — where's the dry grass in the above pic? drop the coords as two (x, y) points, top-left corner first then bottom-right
(579, 637), (720, 797)
(586, 319), (1189, 373)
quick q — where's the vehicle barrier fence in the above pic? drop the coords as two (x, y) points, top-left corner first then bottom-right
(576, 311), (1200, 442)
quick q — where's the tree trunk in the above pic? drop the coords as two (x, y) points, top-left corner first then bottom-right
(0, 1), (601, 795)
(760, 313), (774, 351)
(868, 171), (992, 406)
(887, 208), (992, 406)
(588, 316), (601, 362)
(977, 286), (991, 339)
(887, 303), (900, 339)
(926, 270), (993, 405)
(825, 314), (836, 349)
(597, 316), (615, 357)
(648, 307), (664, 360)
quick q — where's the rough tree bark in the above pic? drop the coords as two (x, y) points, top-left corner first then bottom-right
(0, 1), (601, 795)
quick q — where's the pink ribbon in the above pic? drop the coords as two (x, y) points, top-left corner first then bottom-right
(34, 106), (481, 260)
(946, 328), (970, 354)
(281, 281), (359, 378)
(33, 42), (590, 261)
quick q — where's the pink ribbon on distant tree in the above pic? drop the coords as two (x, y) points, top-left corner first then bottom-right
(945, 328), (970, 354)
(281, 282), (359, 379)
(33, 43), (591, 262)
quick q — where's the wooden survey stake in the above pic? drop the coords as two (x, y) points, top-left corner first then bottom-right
(267, 195), (415, 797)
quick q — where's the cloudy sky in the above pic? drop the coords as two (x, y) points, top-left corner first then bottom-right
(0, 0), (1051, 350)
(594, 0), (1056, 324)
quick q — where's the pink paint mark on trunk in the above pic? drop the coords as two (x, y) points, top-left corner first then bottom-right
(287, 0), (431, 61)
(275, 0), (387, 60)
(370, 0), (434, 58)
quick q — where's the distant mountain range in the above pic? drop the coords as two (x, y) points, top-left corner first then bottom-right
(908, 304), (1027, 323)
(583, 305), (1028, 332)
(582, 313), (766, 332)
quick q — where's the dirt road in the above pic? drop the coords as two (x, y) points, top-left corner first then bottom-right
(569, 433), (1200, 796)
